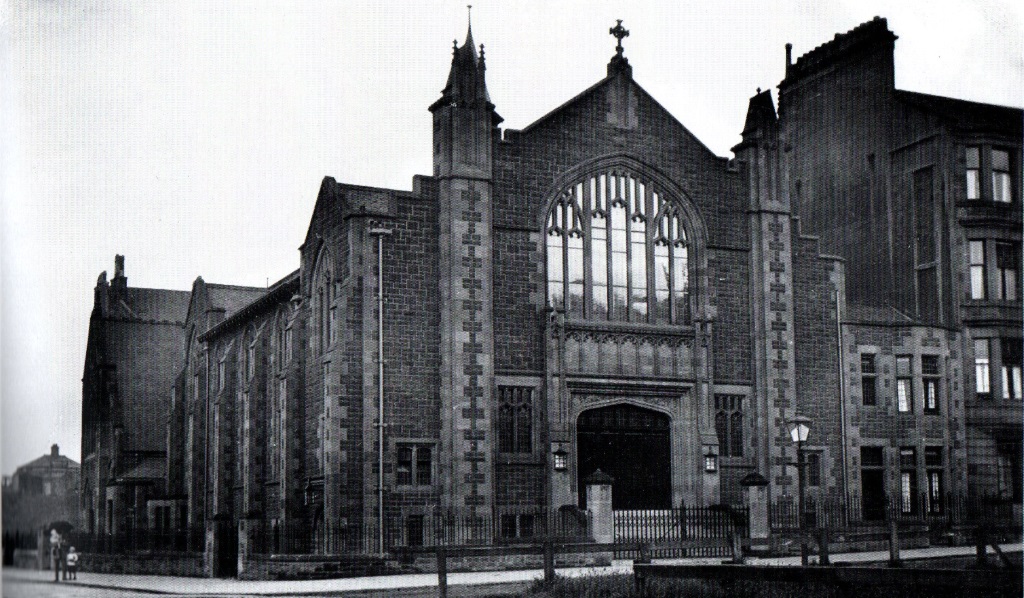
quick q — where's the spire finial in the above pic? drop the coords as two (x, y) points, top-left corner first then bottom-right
(609, 19), (629, 56)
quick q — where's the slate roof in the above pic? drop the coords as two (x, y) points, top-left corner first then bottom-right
(206, 284), (267, 318)
(116, 456), (165, 483)
(896, 90), (1023, 135)
(200, 270), (300, 341)
(846, 303), (917, 325)
(109, 288), (190, 324)
(15, 453), (79, 475)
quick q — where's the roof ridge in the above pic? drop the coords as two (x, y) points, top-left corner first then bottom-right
(896, 89), (1024, 112)
(127, 287), (191, 295)
(205, 283), (266, 291)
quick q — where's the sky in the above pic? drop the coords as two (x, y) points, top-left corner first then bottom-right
(1, 0), (1022, 475)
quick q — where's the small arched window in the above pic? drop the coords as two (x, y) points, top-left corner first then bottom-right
(245, 328), (257, 381)
(546, 171), (690, 324)
(275, 311), (288, 368)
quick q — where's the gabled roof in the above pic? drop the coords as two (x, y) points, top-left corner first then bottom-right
(206, 284), (267, 318)
(512, 70), (720, 159)
(199, 270), (300, 342)
(183, 277), (265, 330)
(896, 90), (1023, 135)
(108, 287), (190, 324)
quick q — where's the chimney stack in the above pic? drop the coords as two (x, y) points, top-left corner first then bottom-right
(110, 255), (127, 302)
(51, 444), (59, 457)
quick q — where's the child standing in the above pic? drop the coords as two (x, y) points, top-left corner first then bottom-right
(66, 546), (79, 580)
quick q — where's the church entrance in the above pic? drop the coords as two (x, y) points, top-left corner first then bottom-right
(577, 404), (672, 509)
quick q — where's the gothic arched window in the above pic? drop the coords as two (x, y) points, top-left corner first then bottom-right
(313, 249), (335, 354)
(546, 171), (690, 324)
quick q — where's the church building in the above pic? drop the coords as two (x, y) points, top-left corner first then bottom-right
(82, 17), (1021, 561)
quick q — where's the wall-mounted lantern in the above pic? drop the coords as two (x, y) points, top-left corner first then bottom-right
(704, 450), (719, 473)
(552, 444), (568, 471)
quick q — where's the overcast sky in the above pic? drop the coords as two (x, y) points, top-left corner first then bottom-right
(2, 0), (1021, 475)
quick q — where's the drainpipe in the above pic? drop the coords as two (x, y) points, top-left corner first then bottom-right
(835, 289), (850, 526)
(369, 222), (392, 555)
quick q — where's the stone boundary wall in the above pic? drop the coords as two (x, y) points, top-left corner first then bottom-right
(11, 548), (42, 570)
(80, 552), (204, 577)
(410, 551), (611, 573)
(239, 554), (397, 581)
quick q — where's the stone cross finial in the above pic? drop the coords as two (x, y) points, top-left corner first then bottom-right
(610, 19), (629, 55)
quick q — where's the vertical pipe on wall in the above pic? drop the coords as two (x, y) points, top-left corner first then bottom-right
(835, 289), (850, 526)
(369, 223), (392, 555)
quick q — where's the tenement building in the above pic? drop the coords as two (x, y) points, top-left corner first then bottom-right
(81, 17), (1021, 563)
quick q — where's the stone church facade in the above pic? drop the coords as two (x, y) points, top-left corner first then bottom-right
(82, 18), (1021, 557)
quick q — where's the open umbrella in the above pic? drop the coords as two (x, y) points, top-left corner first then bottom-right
(45, 521), (74, 536)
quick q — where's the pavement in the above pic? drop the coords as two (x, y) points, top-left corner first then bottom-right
(3, 542), (1020, 596)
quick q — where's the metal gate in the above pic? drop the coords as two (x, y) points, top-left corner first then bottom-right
(614, 505), (748, 559)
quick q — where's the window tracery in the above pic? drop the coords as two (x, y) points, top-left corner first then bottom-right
(546, 171), (690, 324)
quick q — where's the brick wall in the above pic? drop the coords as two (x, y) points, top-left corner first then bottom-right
(710, 248), (752, 384)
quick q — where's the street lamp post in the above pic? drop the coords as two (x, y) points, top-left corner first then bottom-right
(788, 414), (811, 566)
(369, 222), (392, 555)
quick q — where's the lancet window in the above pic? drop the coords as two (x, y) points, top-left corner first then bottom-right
(546, 171), (690, 324)
(313, 250), (335, 354)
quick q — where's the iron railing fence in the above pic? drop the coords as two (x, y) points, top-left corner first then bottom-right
(249, 506), (593, 556)
(63, 527), (205, 554)
(614, 504), (749, 559)
(769, 491), (1020, 532)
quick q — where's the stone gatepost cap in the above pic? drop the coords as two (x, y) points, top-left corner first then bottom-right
(740, 472), (769, 487)
(584, 469), (615, 484)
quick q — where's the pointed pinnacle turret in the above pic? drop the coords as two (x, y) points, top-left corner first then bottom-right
(732, 88), (778, 153)
(465, 5), (475, 54)
(431, 9), (493, 111)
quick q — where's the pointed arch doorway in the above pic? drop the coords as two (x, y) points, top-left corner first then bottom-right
(577, 404), (672, 509)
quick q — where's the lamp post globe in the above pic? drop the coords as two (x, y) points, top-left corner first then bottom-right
(788, 414), (812, 565)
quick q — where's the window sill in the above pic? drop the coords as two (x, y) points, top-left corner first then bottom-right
(563, 319), (695, 337)
(496, 453), (543, 466)
(393, 485), (434, 493)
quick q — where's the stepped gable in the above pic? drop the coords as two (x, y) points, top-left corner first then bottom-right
(786, 16), (897, 81)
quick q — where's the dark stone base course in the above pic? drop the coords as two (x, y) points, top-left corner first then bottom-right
(772, 525), (932, 555)
(238, 551), (610, 580)
(12, 549), (41, 570)
(79, 552), (204, 577)
(411, 551), (611, 574)
(239, 554), (406, 581)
